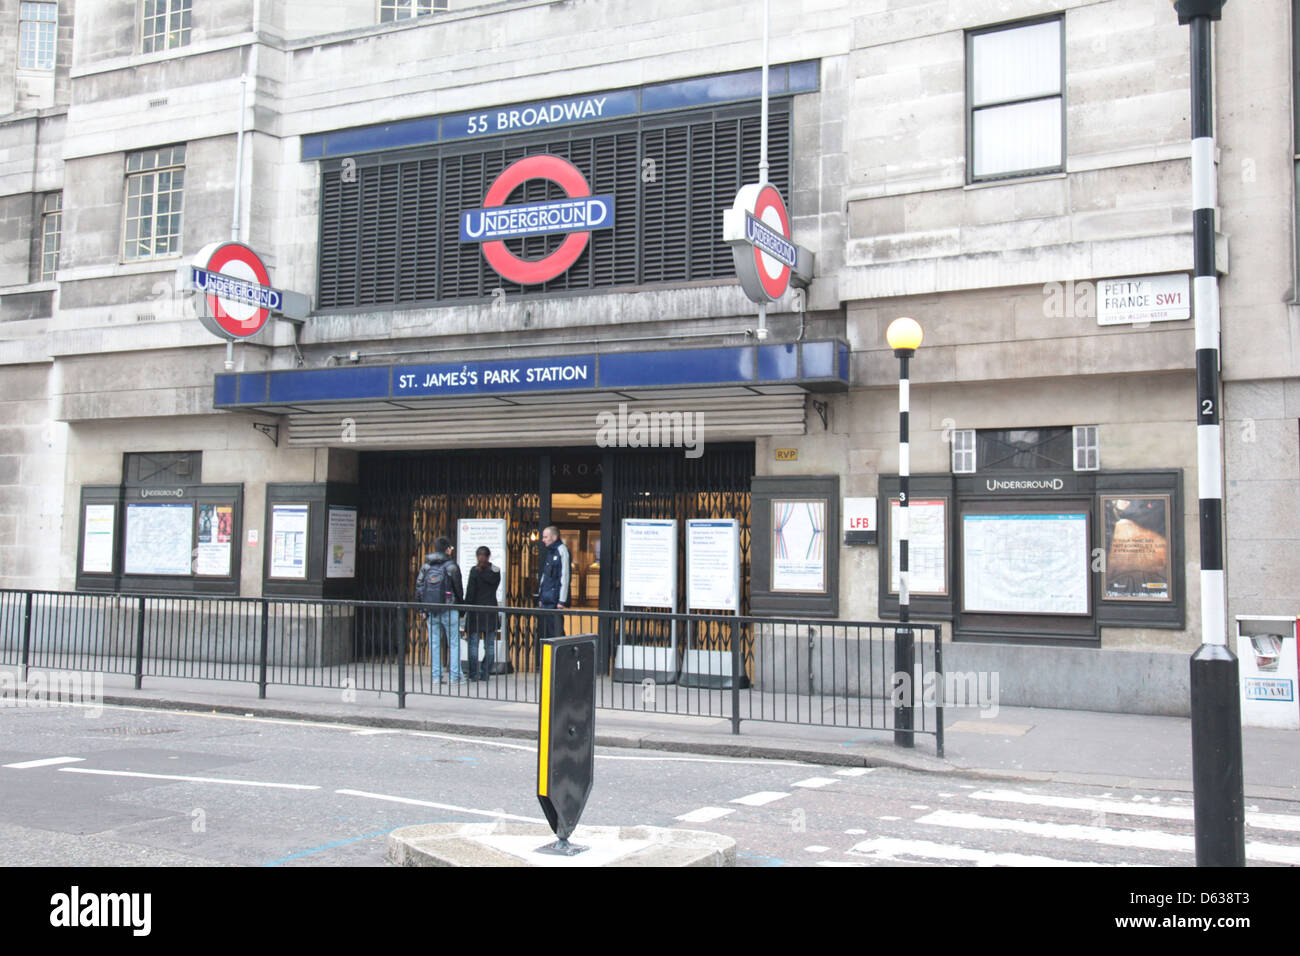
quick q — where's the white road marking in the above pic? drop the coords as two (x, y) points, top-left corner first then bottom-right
(675, 807), (735, 823)
(971, 789), (1300, 833)
(804, 845), (830, 853)
(848, 837), (1111, 868)
(4, 756), (84, 769)
(910, 805), (930, 810)
(845, 828), (867, 835)
(351, 729), (402, 736)
(879, 816), (902, 821)
(59, 767), (319, 790)
(336, 789), (546, 823)
(730, 792), (790, 807)
(917, 810), (1300, 865)
(593, 754), (807, 767)
(792, 777), (837, 789)
(834, 768), (874, 777)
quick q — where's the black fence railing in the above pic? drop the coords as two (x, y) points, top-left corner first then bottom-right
(0, 590), (944, 755)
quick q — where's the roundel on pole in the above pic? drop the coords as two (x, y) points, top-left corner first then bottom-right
(192, 241), (276, 340)
(724, 182), (796, 304)
(459, 154), (615, 286)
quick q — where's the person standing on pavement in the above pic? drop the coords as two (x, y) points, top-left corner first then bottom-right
(417, 537), (465, 684)
(463, 545), (501, 681)
(536, 525), (570, 644)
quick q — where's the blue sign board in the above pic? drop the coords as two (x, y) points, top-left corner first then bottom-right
(301, 61), (819, 160)
(442, 91), (639, 141)
(190, 266), (283, 311)
(744, 213), (797, 268)
(215, 341), (851, 408)
(394, 355), (598, 396)
(460, 196), (615, 242)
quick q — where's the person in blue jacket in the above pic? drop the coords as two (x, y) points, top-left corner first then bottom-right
(536, 525), (570, 643)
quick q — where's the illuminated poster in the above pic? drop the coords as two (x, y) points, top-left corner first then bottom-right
(326, 506), (358, 579)
(124, 502), (193, 576)
(962, 512), (1089, 615)
(687, 519), (740, 611)
(270, 504), (309, 579)
(772, 499), (826, 593)
(195, 503), (234, 577)
(889, 497), (948, 596)
(1101, 495), (1172, 601)
(621, 518), (676, 608)
(82, 504), (116, 574)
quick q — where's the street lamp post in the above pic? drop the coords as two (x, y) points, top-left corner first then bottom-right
(1172, 0), (1245, 867)
(887, 317), (923, 749)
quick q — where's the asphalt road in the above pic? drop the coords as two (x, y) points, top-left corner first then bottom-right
(2, 701), (1298, 868)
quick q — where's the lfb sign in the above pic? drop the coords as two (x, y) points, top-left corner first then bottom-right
(461, 154), (614, 285)
(723, 182), (795, 303)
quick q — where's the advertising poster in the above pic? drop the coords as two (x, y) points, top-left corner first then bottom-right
(621, 518), (676, 608)
(124, 502), (193, 576)
(1101, 495), (1172, 601)
(456, 518), (508, 604)
(195, 503), (233, 577)
(889, 497), (948, 595)
(687, 519), (739, 611)
(962, 512), (1089, 615)
(82, 504), (116, 574)
(270, 504), (310, 579)
(326, 506), (358, 579)
(772, 499), (825, 593)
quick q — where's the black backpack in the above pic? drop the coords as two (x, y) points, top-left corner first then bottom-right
(417, 559), (451, 605)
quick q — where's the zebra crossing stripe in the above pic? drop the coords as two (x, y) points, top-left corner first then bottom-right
(969, 789), (1300, 833)
(917, 809), (1300, 865)
(847, 837), (1111, 868)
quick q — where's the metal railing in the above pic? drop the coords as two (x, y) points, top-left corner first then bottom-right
(0, 589), (944, 755)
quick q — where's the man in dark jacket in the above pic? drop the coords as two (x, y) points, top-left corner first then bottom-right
(463, 545), (501, 681)
(536, 525), (570, 643)
(417, 536), (464, 684)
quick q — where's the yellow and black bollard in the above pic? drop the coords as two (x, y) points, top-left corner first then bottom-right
(536, 633), (597, 855)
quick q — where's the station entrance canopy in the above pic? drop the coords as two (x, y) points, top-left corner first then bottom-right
(213, 340), (849, 449)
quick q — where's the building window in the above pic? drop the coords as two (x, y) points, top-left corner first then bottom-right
(380, 0), (446, 22)
(967, 17), (1064, 182)
(142, 0), (192, 53)
(40, 192), (61, 281)
(977, 427), (1073, 472)
(951, 429), (976, 473)
(1073, 424), (1100, 472)
(19, 2), (58, 70)
(123, 145), (186, 261)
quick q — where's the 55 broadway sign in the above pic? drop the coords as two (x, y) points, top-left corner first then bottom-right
(459, 155), (613, 285)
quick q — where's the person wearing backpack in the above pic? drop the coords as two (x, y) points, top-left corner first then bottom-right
(416, 536), (465, 684)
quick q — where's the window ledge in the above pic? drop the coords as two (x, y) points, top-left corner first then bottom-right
(964, 171), (1067, 191)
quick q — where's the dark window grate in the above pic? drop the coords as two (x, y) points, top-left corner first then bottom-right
(317, 102), (792, 308)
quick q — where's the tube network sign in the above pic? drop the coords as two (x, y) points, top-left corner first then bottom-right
(460, 154), (614, 285)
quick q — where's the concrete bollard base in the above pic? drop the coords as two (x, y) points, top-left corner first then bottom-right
(387, 822), (735, 867)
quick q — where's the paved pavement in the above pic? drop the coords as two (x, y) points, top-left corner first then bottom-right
(47, 670), (1297, 804)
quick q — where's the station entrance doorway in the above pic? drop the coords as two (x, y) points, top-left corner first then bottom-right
(354, 444), (754, 674)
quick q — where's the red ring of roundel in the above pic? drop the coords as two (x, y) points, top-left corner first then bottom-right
(751, 184), (792, 301)
(480, 155), (594, 286)
(205, 242), (272, 337)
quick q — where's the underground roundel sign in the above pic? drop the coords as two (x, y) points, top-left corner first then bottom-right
(459, 154), (614, 285)
(723, 182), (795, 303)
(190, 241), (280, 340)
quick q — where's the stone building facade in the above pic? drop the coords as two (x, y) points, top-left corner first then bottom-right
(1, 0), (1295, 715)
